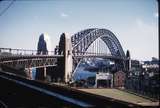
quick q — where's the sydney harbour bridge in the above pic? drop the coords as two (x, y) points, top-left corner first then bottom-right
(1, 28), (159, 108)
(0, 28), (131, 83)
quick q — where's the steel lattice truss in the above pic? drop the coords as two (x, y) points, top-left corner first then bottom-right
(0, 55), (62, 68)
(71, 28), (127, 72)
(71, 28), (125, 58)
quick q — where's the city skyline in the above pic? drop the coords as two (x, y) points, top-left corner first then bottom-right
(0, 0), (158, 61)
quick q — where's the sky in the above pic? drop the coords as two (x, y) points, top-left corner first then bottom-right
(0, 0), (158, 61)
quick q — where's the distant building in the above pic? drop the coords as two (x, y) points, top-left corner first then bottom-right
(125, 58), (159, 99)
(95, 72), (113, 88)
(131, 60), (141, 69)
(142, 57), (159, 69)
(130, 60), (142, 76)
(114, 71), (126, 88)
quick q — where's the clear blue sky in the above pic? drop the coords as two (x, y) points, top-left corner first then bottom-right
(0, 0), (158, 60)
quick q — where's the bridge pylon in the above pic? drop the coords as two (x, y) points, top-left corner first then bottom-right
(126, 50), (131, 72)
(63, 33), (73, 83)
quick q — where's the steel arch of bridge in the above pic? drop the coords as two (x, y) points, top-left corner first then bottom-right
(71, 28), (125, 58)
(70, 28), (127, 76)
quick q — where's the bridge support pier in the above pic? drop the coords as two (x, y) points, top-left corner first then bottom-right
(64, 33), (73, 83)
(35, 67), (47, 81)
(28, 67), (32, 80)
(44, 67), (47, 79)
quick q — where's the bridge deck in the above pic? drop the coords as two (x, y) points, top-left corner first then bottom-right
(78, 88), (159, 107)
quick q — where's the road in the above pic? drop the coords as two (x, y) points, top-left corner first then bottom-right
(78, 88), (159, 107)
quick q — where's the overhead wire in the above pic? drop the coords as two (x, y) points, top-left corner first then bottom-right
(0, 0), (16, 17)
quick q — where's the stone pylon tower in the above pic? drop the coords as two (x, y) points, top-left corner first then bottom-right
(57, 33), (73, 83)
(126, 50), (131, 71)
(37, 33), (48, 55)
(64, 33), (73, 82)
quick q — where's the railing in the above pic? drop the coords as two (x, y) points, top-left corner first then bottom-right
(73, 52), (124, 60)
(0, 48), (55, 56)
(73, 51), (112, 56)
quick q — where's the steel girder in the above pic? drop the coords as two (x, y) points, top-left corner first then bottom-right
(71, 28), (95, 47)
(71, 28), (127, 73)
(71, 28), (125, 58)
(0, 55), (62, 68)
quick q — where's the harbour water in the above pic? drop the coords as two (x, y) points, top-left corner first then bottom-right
(31, 67), (96, 81)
